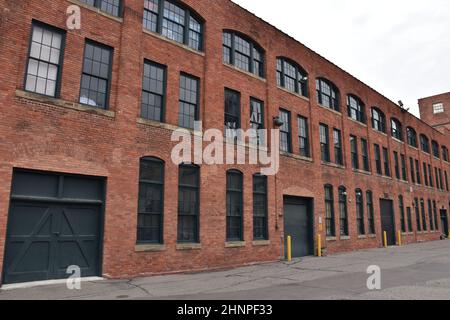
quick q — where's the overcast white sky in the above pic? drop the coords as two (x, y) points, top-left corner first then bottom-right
(232, 0), (450, 117)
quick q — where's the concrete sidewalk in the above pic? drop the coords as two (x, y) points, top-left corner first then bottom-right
(1, 240), (450, 300)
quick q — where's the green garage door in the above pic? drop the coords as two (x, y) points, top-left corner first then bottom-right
(2, 170), (105, 284)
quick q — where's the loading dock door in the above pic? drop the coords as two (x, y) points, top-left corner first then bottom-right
(283, 197), (313, 258)
(2, 170), (104, 284)
(380, 199), (396, 246)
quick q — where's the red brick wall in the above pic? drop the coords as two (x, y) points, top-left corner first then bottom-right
(419, 92), (450, 132)
(0, 0), (449, 281)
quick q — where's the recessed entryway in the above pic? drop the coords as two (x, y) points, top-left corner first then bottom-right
(2, 169), (105, 285)
(283, 196), (314, 258)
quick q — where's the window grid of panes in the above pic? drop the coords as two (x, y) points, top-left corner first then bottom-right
(394, 152), (400, 179)
(399, 195), (406, 233)
(320, 124), (330, 162)
(250, 98), (264, 146)
(383, 147), (391, 177)
(25, 23), (64, 97)
(347, 95), (365, 123)
(339, 187), (349, 236)
(279, 110), (292, 153)
(374, 144), (382, 175)
(428, 199), (434, 231)
(367, 191), (375, 234)
(225, 89), (241, 140)
(350, 135), (358, 170)
(276, 58), (308, 97)
(420, 134), (430, 153)
(407, 127), (417, 147)
(178, 74), (199, 129)
(391, 118), (403, 141)
(137, 157), (164, 244)
(298, 116), (310, 157)
(333, 129), (343, 166)
(227, 171), (244, 241)
(141, 60), (166, 122)
(324, 185), (335, 237)
(316, 79), (339, 111)
(432, 141), (440, 158)
(178, 164), (200, 243)
(79, 41), (112, 109)
(371, 108), (386, 133)
(79, 0), (121, 17)
(356, 189), (365, 235)
(361, 139), (370, 172)
(253, 175), (268, 240)
(143, 0), (203, 51)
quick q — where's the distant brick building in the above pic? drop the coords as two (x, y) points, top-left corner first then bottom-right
(419, 92), (450, 134)
(0, 0), (449, 285)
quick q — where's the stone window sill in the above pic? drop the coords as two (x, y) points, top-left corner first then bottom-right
(326, 237), (337, 242)
(340, 236), (350, 241)
(358, 235), (367, 239)
(347, 117), (367, 127)
(176, 243), (202, 251)
(225, 241), (246, 248)
(223, 63), (266, 82)
(317, 104), (342, 116)
(281, 152), (314, 163)
(135, 244), (165, 252)
(253, 240), (270, 246)
(143, 29), (205, 57)
(16, 90), (116, 118)
(276, 86), (310, 102)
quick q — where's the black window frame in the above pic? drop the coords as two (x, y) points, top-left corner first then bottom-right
(432, 140), (440, 158)
(141, 59), (167, 122)
(249, 97), (265, 146)
(374, 144), (382, 175)
(79, 0), (123, 17)
(415, 198), (421, 232)
(442, 146), (449, 162)
(394, 151), (400, 180)
(420, 134), (430, 153)
(338, 186), (349, 236)
(143, 0), (204, 51)
(224, 88), (241, 140)
(371, 107), (386, 133)
(320, 123), (330, 162)
(178, 72), (200, 129)
(324, 184), (335, 237)
(253, 174), (268, 241)
(407, 207), (413, 232)
(177, 163), (200, 243)
(279, 109), (292, 153)
(415, 159), (421, 184)
(381, 147), (389, 177)
(399, 195), (406, 233)
(390, 118), (403, 141)
(401, 154), (407, 181)
(367, 191), (375, 235)
(410, 157), (416, 184)
(355, 189), (365, 235)
(350, 135), (359, 170)
(137, 156), (165, 244)
(24, 21), (66, 98)
(361, 138), (370, 172)
(223, 30), (265, 78)
(428, 199), (434, 231)
(420, 199), (427, 231)
(347, 94), (366, 123)
(333, 129), (343, 166)
(298, 116), (310, 158)
(79, 39), (113, 110)
(423, 162), (429, 186)
(276, 57), (308, 97)
(226, 170), (244, 242)
(316, 78), (340, 112)
(406, 127), (418, 148)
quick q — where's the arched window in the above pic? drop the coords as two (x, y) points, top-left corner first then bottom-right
(432, 140), (440, 158)
(366, 191), (375, 235)
(223, 31), (264, 77)
(406, 127), (417, 147)
(253, 174), (268, 240)
(371, 107), (386, 133)
(347, 95), (365, 123)
(355, 189), (365, 235)
(80, 0), (122, 17)
(316, 78), (339, 111)
(143, 0), (204, 51)
(390, 118), (403, 141)
(276, 57), (308, 97)
(338, 186), (348, 236)
(420, 134), (430, 153)
(137, 157), (165, 244)
(226, 170), (244, 241)
(324, 185), (335, 237)
(178, 163), (200, 243)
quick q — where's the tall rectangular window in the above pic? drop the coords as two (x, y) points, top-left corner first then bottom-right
(421, 199), (427, 231)
(143, 0), (159, 32)
(350, 135), (359, 170)
(374, 144), (382, 175)
(429, 164), (434, 188)
(415, 159), (421, 184)
(141, 60), (166, 122)
(399, 195), (406, 233)
(394, 152), (400, 179)
(361, 139), (370, 172)
(137, 157), (164, 244)
(423, 163), (429, 186)
(25, 22), (65, 97)
(179, 74), (199, 129)
(80, 41), (113, 109)
(279, 109), (292, 153)
(224, 89), (241, 139)
(433, 201), (439, 231)
(227, 170), (244, 241)
(410, 158), (416, 184)
(253, 175), (268, 240)
(356, 190), (365, 235)
(407, 207), (413, 232)
(298, 116), (310, 157)
(435, 167), (440, 190)
(320, 124), (330, 162)
(428, 199), (434, 231)
(324, 185), (335, 237)
(178, 164), (200, 243)
(438, 169), (444, 190)
(339, 187), (349, 236)
(401, 154), (407, 181)
(383, 147), (391, 177)
(334, 129), (343, 166)
(367, 191), (375, 234)
(445, 171), (449, 191)
(415, 198), (421, 232)
(250, 98), (264, 145)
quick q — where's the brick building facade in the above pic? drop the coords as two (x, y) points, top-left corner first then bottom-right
(0, 0), (449, 284)
(419, 92), (450, 134)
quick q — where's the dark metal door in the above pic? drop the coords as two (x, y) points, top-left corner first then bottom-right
(441, 210), (449, 236)
(380, 199), (395, 246)
(283, 197), (313, 258)
(3, 170), (104, 284)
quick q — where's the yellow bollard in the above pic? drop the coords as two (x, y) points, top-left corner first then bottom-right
(317, 234), (322, 257)
(383, 231), (388, 248)
(397, 231), (402, 246)
(287, 235), (292, 262)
